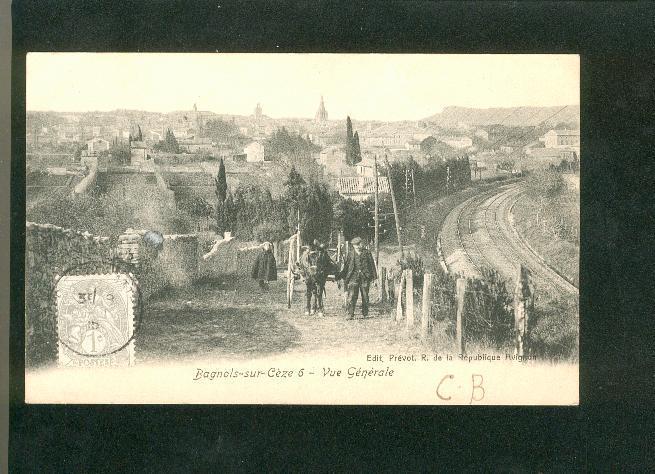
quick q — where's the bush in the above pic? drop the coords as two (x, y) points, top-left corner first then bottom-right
(429, 266), (457, 321)
(530, 296), (578, 360)
(463, 269), (514, 348)
(432, 269), (513, 348)
(253, 221), (288, 243)
(397, 252), (425, 291)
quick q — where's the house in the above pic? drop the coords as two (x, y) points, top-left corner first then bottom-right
(529, 147), (578, 162)
(542, 129), (580, 148)
(405, 139), (421, 151)
(337, 176), (390, 202)
(148, 130), (163, 142)
(318, 145), (352, 176)
(440, 136), (473, 149)
(130, 141), (148, 164)
(475, 129), (489, 141)
(523, 140), (543, 155)
(86, 138), (110, 155)
(500, 146), (514, 154)
(180, 137), (213, 154)
(362, 123), (425, 148)
(244, 141), (265, 162)
(355, 157), (382, 178)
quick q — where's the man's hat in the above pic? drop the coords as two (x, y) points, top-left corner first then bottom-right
(351, 237), (362, 245)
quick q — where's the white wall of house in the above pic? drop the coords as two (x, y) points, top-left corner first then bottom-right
(244, 142), (265, 162)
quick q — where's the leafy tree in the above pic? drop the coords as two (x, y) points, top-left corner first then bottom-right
(265, 127), (320, 163)
(153, 129), (180, 154)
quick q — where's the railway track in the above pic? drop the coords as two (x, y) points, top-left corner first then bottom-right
(441, 184), (578, 297)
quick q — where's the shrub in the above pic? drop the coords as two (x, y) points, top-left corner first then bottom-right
(463, 269), (514, 347)
(253, 221), (288, 243)
(530, 296), (578, 360)
(396, 252), (425, 291)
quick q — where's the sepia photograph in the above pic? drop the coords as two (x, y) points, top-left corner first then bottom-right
(23, 53), (579, 404)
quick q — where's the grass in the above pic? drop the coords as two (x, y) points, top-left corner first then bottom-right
(512, 189), (579, 286)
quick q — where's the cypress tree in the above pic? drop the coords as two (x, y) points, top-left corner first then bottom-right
(353, 131), (362, 164)
(215, 158), (228, 203)
(346, 116), (354, 164)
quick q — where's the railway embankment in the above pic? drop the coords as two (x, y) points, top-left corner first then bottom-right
(510, 176), (579, 287)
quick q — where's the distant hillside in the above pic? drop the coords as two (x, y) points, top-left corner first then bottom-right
(422, 105), (580, 127)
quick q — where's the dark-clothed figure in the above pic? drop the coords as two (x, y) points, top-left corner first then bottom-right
(338, 237), (377, 319)
(251, 242), (277, 289)
(299, 240), (335, 316)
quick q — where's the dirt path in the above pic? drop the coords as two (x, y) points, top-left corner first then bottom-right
(137, 276), (428, 364)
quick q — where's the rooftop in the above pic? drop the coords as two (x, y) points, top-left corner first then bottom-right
(337, 176), (390, 195)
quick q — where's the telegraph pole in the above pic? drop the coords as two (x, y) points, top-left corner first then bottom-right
(384, 155), (404, 257)
(411, 168), (417, 207)
(374, 154), (380, 265)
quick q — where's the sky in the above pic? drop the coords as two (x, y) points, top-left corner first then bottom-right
(27, 53), (579, 121)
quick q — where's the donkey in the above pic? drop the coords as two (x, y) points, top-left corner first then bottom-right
(299, 246), (336, 316)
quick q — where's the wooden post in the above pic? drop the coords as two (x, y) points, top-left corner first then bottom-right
(421, 273), (433, 338)
(405, 269), (414, 328)
(411, 168), (417, 207)
(384, 155), (404, 257)
(395, 271), (405, 322)
(455, 277), (467, 354)
(296, 230), (301, 263)
(513, 265), (533, 357)
(378, 267), (387, 304)
(287, 234), (296, 308)
(337, 231), (342, 263)
(374, 154), (380, 266)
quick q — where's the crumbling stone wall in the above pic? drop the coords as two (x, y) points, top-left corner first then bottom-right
(136, 233), (198, 299)
(26, 223), (201, 367)
(25, 222), (113, 367)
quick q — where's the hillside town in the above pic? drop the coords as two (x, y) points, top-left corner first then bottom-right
(26, 98), (580, 226)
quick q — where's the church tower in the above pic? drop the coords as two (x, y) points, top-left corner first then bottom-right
(192, 103), (202, 136)
(314, 95), (328, 123)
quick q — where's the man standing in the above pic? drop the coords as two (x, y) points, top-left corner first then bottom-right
(338, 237), (377, 320)
(251, 241), (277, 290)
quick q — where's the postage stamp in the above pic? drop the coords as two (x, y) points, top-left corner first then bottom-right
(55, 273), (136, 367)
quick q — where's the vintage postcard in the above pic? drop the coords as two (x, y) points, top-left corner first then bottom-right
(24, 53), (579, 404)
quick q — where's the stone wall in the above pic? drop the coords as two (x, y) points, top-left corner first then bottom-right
(72, 155), (99, 194)
(25, 222), (113, 367)
(26, 223), (201, 367)
(136, 233), (199, 299)
(197, 232), (288, 280)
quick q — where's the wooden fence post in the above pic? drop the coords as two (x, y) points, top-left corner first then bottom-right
(421, 273), (433, 338)
(378, 267), (387, 304)
(395, 270), (405, 322)
(514, 265), (533, 357)
(287, 235), (296, 309)
(456, 277), (467, 355)
(405, 269), (414, 328)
